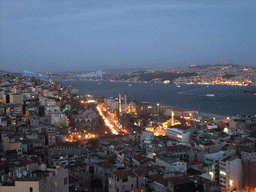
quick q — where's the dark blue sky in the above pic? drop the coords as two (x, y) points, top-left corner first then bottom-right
(1, 0), (256, 72)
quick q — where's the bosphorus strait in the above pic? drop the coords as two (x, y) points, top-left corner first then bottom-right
(61, 81), (256, 117)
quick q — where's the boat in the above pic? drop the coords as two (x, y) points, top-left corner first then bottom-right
(243, 90), (256, 95)
(128, 84), (132, 87)
(176, 84), (181, 88)
(206, 94), (215, 97)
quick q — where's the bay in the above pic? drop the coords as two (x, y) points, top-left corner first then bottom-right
(60, 81), (256, 116)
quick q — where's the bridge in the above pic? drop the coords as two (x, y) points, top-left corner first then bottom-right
(22, 69), (103, 80)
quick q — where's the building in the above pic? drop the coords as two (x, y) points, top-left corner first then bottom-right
(94, 162), (113, 192)
(219, 156), (242, 191)
(74, 109), (99, 133)
(241, 146), (256, 190)
(3, 93), (24, 104)
(204, 151), (234, 184)
(155, 152), (187, 173)
(148, 172), (210, 192)
(45, 105), (61, 116)
(50, 112), (68, 127)
(0, 163), (69, 192)
(164, 145), (206, 162)
(166, 127), (191, 144)
(1, 134), (22, 157)
(109, 169), (147, 192)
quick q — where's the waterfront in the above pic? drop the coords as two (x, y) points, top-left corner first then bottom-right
(60, 81), (256, 117)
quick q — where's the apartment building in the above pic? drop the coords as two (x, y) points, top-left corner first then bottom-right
(204, 151), (235, 184)
(109, 169), (146, 192)
(241, 146), (256, 190)
(50, 112), (68, 127)
(45, 105), (61, 116)
(1, 134), (22, 157)
(219, 156), (242, 191)
(148, 172), (209, 192)
(3, 93), (24, 105)
(166, 127), (191, 144)
(155, 152), (187, 173)
(94, 162), (113, 192)
(0, 163), (69, 192)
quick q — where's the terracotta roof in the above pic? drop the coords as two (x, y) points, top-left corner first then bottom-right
(113, 169), (138, 179)
(134, 169), (148, 176)
(249, 131), (256, 138)
(96, 161), (112, 169)
(150, 174), (168, 186)
(167, 176), (193, 185)
(166, 145), (190, 152)
(133, 154), (153, 165)
(240, 146), (256, 153)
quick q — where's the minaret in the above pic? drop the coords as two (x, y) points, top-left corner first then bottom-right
(124, 93), (127, 114)
(119, 92), (122, 113)
(171, 111), (174, 126)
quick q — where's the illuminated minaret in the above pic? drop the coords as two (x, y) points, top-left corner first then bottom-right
(119, 92), (122, 113)
(171, 111), (174, 126)
(124, 93), (127, 114)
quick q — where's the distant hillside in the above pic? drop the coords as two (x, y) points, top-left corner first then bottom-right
(138, 72), (197, 82)
(0, 70), (22, 77)
(103, 68), (149, 73)
(189, 63), (241, 69)
(0, 70), (7, 76)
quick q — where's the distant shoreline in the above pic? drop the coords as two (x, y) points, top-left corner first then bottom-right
(60, 80), (256, 117)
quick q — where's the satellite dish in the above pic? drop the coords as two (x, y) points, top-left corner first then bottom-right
(17, 173), (22, 178)
(23, 171), (28, 176)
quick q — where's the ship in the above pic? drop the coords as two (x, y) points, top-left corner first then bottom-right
(243, 90), (256, 95)
(206, 94), (215, 97)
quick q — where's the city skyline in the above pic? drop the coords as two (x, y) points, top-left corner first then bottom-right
(1, 0), (256, 72)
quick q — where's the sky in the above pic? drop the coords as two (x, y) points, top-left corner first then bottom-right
(1, 0), (256, 72)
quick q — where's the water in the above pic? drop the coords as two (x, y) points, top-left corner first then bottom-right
(60, 81), (256, 116)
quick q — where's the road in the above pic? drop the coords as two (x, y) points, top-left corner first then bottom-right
(96, 103), (123, 135)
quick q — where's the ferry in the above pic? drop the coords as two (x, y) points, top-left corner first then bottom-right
(206, 94), (215, 97)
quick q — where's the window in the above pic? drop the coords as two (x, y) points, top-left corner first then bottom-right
(131, 184), (133, 188)
(30, 187), (33, 192)
(53, 182), (57, 188)
(64, 177), (68, 185)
